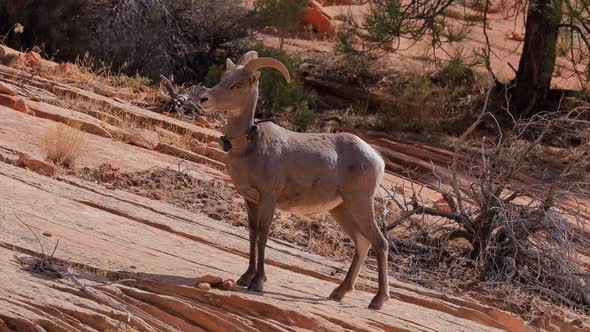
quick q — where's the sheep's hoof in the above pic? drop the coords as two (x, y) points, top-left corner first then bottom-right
(368, 293), (390, 310)
(247, 275), (267, 292)
(237, 271), (256, 287)
(328, 285), (350, 301)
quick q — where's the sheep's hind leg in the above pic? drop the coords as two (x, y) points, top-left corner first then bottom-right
(328, 204), (371, 301)
(343, 192), (390, 310)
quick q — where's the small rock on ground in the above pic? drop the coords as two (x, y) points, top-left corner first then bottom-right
(196, 282), (211, 290)
(18, 153), (55, 176)
(221, 279), (236, 291)
(129, 129), (159, 150)
(196, 275), (223, 286)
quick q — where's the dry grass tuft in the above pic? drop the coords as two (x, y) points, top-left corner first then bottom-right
(41, 123), (86, 167)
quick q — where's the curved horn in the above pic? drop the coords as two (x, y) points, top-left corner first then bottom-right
(237, 51), (259, 66)
(244, 58), (291, 83)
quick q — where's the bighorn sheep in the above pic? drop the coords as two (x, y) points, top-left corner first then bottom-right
(197, 51), (390, 309)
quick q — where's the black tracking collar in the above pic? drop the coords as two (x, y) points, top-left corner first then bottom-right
(219, 119), (274, 152)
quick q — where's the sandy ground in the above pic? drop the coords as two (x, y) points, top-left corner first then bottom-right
(258, 1), (588, 91)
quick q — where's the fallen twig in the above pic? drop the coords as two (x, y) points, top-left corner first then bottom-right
(13, 211), (133, 324)
(156, 75), (204, 118)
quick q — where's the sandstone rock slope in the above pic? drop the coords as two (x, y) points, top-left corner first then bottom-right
(0, 45), (553, 332)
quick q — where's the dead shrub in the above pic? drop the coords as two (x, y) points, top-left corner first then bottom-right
(41, 123), (86, 167)
(381, 95), (590, 310)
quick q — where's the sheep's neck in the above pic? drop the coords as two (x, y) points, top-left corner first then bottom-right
(224, 90), (257, 139)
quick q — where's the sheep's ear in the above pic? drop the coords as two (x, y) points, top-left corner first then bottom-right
(249, 71), (261, 85)
(226, 58), (236, 70)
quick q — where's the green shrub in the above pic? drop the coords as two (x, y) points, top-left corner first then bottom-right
(442, 24), (471, 43)
(254, 45), (304, 112)
(252, 45), (318, 121)
(394, 76), (442, 130)
(432, 52), (476, 87)
(379, 76), (442, 131)
(294, 100), (317, 131)
(204, 64), (225, 87)
(379, 61), (481, 133)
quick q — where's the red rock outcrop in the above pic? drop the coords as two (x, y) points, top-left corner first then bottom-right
(0, 82), (16, 96)
(302, 1), (336, 34)
(0, 95), (35, 115)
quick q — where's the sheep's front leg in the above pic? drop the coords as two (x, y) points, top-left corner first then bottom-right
(237, 199), (259, 286)
(248, 194), (276, 292)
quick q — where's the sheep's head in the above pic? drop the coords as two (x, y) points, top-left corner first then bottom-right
(198, 51), (290, 117)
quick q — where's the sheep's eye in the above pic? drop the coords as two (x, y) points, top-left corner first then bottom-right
(230, 82), (242, 90)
